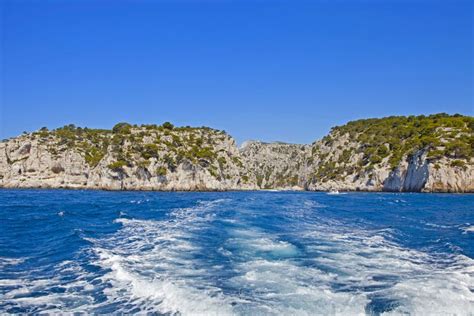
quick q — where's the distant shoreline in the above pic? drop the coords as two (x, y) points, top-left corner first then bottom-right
(1, 187), (472, 194)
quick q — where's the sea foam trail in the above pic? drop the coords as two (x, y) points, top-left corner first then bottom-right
(216, 198), (474, 315)
(297, 222), (474, 315)
(0, 260), (97, 313)
(89, 198), (238, 315)
(223, 227), (369, 315)
(297, 198), (474, 315)
(0, 199), (238, 314)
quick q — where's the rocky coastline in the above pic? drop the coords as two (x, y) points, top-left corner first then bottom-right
(1, 114), (472, 193)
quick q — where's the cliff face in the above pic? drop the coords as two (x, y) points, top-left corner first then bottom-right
(383, 149), (430, 192)
(1, 114), (473, 192)
(239, 141), (312, 190)
(0, 125), (254, 191)
(307, 142), (473, 193)
(305, 114), (474, 193)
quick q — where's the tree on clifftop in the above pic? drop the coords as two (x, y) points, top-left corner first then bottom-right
(162, 122), (174, 130)
(112, 122), (132, 134)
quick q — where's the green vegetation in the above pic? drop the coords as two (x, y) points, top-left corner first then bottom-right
(84, 147), (106, 167)
(31, 122), (231, 175)
(38, 127), (49, 138)
(162, 122), (174, 130)
(37, 125), (112, 166)
(314, 113), (473, 182)
(108, 160), (127, 171)
(141, 144), (160, 159)
(232, 156), (244, 168)
(156, 166), (167, 176)
(450, 159), (466, 169)
(218, 157), (227, 167)
(332, 113), (473, 166)
(112, 122), (132, 134)
(137, 160), (151, 168)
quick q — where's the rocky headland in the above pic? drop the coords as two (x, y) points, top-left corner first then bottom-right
(1, 114), (472, 192)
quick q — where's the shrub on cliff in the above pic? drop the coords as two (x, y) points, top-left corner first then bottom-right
(450, 160), (466, 169)
(330, 113), (473, 170)
(162, 122), (174, 130)
(156, 166), (167, 176)
(112, 123), (132, 134)
(141, 144), (160, 159)
(108, 160), (127, 172)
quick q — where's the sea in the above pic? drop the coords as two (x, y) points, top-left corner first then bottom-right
(0, 189), (473, 315)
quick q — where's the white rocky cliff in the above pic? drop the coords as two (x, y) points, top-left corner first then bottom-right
(1, 115), (473, 192)
(0, 125), (254, 191)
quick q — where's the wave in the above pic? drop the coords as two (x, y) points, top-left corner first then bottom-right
(0, 257), (25, 269)
(461, 225), (474, 234)
(1, 199), (236, 314)
(88, 198), (237, 314)
(224, 227), (369, 315)
(218, 198), (474, 315)
(1, 195), (473, 315)
(298, 223), (474, 315)
(0, 259), (97, 313)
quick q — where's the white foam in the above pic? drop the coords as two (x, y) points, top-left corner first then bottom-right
(88, 198), (237, 315)
(229, 259), (368, 315)
(0, 259), (97, 313)
(96, 249), (235, 315)
(221, 226), (369, 315)
(0, 257), (25, 268)
(227, 228), (300, 259)
(1, 199), (236, 314)
(300, 223), (474, 315)
(218, 194), (474, 315)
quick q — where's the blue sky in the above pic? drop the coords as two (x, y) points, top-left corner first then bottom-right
(1, 0), (472, 144)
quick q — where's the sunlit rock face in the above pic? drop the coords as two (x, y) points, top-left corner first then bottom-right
(238, 141), (312, 190)
(1, 114), (473, 192)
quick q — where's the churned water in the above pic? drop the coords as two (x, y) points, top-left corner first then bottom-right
(0, 189), (473, 315)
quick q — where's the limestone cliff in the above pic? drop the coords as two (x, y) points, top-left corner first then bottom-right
(305, 114), (473, 192)
(1, 114), (473, 192)
(0, 124), (254, 191)
(239, 141), (312, 190)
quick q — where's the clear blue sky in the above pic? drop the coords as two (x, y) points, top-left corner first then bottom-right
(1, 0), (473, 144)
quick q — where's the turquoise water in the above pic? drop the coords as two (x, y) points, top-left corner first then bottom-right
(0, 190), (473, 315)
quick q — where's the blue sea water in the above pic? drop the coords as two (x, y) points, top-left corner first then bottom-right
(0, 190), (473, 315)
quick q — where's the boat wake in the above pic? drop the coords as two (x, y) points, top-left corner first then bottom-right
(1, 196), (473, 315)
